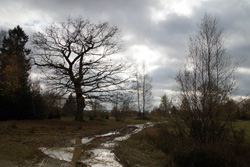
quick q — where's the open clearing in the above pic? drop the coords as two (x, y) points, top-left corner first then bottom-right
(0, 117), (154, 166)
(1, 118), (250, 166)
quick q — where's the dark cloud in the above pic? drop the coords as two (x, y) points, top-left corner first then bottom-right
(235, 72), (250, 96)
(151, 66), (177, 84)
(22, 0), (154, 23)
(1, 0), (250, 105)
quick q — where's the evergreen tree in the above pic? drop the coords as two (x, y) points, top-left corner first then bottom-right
(0, 26), (32, 120)
(0, 25), (31, 95)
(159, 94), (172, 116)
(62, 94), (77, 117)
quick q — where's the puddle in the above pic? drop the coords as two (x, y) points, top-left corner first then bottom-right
(81, 137), (94, 144)
(39, 147), (74, 162)
(39, 139), (82, 163)
(72, 139), (82, 163)
(81, 122), (154, 166)
(97, 131), (120, 137)
(101, 141), (116, 148)
(80, 130), (119, 145)
(39, 122), (154, 166)
(83, 149), (122, 167)
(114, 135), (130, 142)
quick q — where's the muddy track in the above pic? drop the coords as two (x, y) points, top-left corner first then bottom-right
(37, 122), (154, 167)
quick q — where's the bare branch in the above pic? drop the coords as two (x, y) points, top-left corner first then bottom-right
(32, 17), (130, 121)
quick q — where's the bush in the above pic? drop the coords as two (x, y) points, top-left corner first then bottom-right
(151, 123), (250, 167)
(172, 143), (250, 167)
(233, 129), (245, 143)
(48, 107), (61, 119)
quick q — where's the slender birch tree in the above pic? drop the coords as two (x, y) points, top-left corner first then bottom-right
(134, 63), (153, 117)
(175, 14), (237, 143)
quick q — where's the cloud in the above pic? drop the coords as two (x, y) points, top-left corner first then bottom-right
(0, 0), (250, 106)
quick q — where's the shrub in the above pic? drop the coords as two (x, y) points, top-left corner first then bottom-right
(152, 123), (250, 167)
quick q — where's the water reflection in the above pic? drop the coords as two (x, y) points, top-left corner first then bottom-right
(71, 139), (82, 163)
(39, 147), (74, 162)
(39, 122), (154, 166)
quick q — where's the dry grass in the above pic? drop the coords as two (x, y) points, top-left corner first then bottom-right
(0, 117), (130, 164)
(115, 120), (250, 167)
(115, 127), (169, 167)
(233, 120), (250, 141)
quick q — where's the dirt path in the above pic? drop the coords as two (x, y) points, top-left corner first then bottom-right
(37, 122), (154, 167)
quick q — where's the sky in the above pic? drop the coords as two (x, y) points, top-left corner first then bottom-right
(0, 0), (250, 107)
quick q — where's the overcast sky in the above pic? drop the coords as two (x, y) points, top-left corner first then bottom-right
(0, 0), (250, 106)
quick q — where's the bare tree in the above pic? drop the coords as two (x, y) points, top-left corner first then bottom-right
(134, 63), (153, 117)
(135, 69), (141, 115)
(32, 17), (130, 121)
(111, 90), (134, 122)
(175, 14), (237, 143)
(88, 98), (106, 119)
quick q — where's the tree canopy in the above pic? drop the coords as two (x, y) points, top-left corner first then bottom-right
(32, 17), (130, 121)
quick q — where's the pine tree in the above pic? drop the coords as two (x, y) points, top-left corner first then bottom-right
(0, 26), (32, 120)
(159, 94), (172, 116)
(62, 94), (77, 117)
(0, 25), (31, 95)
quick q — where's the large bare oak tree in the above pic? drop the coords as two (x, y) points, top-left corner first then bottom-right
(32, 17), (129, 121)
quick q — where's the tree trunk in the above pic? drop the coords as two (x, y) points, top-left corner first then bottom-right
(75, 86), (85, 121)
(142, 75), (146, 117)
(136, 75), (141, 117)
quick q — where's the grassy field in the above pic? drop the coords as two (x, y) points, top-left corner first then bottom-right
(1, 117), (249, 166)
(0, 117), (151, 165)
(233, 120), (250, 140)
(115, 126), (169, 167)
(115, 120), (250, 167)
